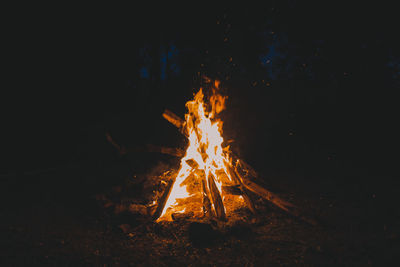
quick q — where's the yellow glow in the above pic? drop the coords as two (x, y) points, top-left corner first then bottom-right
(158, 82), (233, 221)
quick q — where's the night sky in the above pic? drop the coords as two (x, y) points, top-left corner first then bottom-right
(3, 2), (399, 179)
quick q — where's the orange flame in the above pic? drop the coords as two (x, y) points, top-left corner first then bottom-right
(158, 82), (234, 220)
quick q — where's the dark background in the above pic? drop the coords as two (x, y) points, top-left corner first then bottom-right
(2, 2), (399, 186)
(1, 2), (400, 265)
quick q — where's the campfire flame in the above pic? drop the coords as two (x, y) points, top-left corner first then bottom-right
(105, 80), (300, 223)
(158, 81), (239, 221)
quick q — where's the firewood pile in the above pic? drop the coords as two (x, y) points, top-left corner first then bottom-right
(159, 109), (315, 225)
(103, 84), (317, 226)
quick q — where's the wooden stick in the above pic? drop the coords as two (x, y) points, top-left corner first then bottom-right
(235, 168), (293, 212)
(231, 157), (294, 212)
(152, 175), (176, 220)
(201, 178), (214, 218)
(163, 109), (186, 133)
(208, 173), (226, 220)
(172, 211), (194, 221)
(185, 159), (199, 169)
(240, 187), (257, 214)
(236, 163), (318, 225)
(226, 163), (257, 214)
(162, 110), (260, 216)
(162, 109), (187, 136)
(221, 185), (242, 195)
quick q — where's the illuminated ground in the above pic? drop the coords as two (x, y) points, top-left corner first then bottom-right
(1, 158), (397, 266)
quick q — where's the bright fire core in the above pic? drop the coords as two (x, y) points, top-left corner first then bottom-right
(158, 81), (241, 221)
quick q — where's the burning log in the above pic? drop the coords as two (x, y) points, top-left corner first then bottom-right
(234, 167), (294, 212)
(162, 109), (187, 136)
(104, 85), (319, 226)
(161, 108), (295, 216)
(221, 185), (242, 195)
(201, 178), (214, 217)
(163, 109), (186, 134)
(157, 87), (316, 225)
(208, 173), (226, 221)
(172, 211), (194, 221)
(152, 175), (176, 220)
(240, 188), (257, 214)
(226, 163), (257, 214)
(162, 109), (261, 216)
(215, 169), (232, 185)
(220, 184), (256, 214)
(186, 159), (199, 169)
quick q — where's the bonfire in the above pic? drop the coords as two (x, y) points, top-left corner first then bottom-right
(106, 79), (314, 224)
(152, 80), (297, 222)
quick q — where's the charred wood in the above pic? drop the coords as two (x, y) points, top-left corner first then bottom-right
(172, 211), (194, 221)
(235, 169), (293, 212)
(152, 175), (176, 220)
(240, 187), (257, 214)
(162, 109), (187, 136)
(163, 109), (186, 134)
(208, 173), (226, 221)
(225, 163), (257, 214)
(186, 159), (199, 169)
(201, 177), (214, 217)
(221, 185), (242, 195)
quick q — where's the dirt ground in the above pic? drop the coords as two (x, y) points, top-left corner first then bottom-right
(1, 156), (399, 266)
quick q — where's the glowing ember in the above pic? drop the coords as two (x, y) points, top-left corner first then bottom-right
(158, 81), (241, 221)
